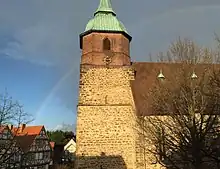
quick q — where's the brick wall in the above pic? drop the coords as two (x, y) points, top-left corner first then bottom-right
(81, 32), (130, 66)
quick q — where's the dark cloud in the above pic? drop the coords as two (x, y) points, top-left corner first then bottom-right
(1, 0), (220, 66)
(1, 0), (220, 128)
(130, 5), (220, 61)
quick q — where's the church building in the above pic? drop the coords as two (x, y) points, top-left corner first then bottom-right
(74, 0), (202, 169)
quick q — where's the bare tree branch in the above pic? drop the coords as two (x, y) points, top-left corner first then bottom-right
(0, 90), (34, 168)
(138, 38), (220, 169)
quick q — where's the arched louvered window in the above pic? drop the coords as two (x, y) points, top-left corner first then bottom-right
(103, 38), (111, 51)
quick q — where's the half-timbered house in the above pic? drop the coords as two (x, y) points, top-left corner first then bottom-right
(12, 124), (52, 169)
(0, 125), (23, 169)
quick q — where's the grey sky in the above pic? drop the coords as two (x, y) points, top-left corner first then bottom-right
(0, 0), (220, 130)
(1, 0), (220, 68)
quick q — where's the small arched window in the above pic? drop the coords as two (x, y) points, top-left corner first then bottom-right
(103, 38), (111, 51)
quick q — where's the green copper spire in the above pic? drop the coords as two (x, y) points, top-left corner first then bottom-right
(80, 0), (132, 48)
(94, 0), (116, 16)
(84, 0), (129, 34)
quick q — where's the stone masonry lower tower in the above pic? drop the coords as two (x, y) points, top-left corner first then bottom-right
(75, 0), (137, 169)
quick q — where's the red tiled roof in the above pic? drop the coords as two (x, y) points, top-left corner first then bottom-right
(12, 125), (44, 136)
(10, 125), (45, 152)
(131, 62), (220, 116)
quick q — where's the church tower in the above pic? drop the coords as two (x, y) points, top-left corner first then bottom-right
(75, 0), (137, 168)
(80, 0), (132, 66)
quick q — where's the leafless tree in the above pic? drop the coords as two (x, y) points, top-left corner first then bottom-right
(157, 37), (220, 64)
(0, 90), (33, 168)
(138, 38), (220, 169)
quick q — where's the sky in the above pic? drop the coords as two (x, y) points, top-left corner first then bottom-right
(0, 0), (220, 131)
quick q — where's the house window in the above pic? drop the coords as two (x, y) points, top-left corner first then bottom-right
(39, 152), (43, 159)
(103, 38), (111, 51)
(13, 153), (21, 162)
(36, 152), (43, 160)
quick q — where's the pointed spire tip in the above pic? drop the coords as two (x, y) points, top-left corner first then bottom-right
(94, 0), (116, 16)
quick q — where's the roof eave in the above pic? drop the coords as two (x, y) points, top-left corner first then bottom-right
(79, 29), (132, 49)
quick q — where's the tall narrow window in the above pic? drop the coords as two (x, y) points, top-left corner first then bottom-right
(103, 38), (111, 51)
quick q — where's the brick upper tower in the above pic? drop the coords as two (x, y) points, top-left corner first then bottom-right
(79, 0), (132, 66)
(75, 1), (137, 169)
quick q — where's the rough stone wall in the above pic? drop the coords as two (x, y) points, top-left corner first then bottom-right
(135, 118), (147, 169)
(75, 66), (137, 169)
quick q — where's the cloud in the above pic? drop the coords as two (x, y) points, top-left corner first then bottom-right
(2, 1), (220, 129)
(145, 5), (220, 24)
(5, 23), (75, 66)
(0, 0), (91, 68)
(52, 123), (75, 132)
(130, 5), (220, 61)
(1, 1), (219, 67)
